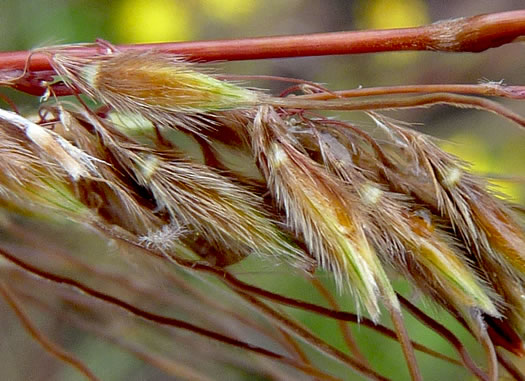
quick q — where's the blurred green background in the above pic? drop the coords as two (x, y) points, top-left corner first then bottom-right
(1, 1), (525, 380)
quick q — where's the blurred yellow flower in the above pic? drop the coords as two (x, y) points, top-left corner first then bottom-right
(115, 0), (192, 43)
(355, 0), (429, 66)
(200, 0), (258, 22)
(359, 0), (429, 29)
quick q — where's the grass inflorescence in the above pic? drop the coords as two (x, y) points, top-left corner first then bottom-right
(0, 36), (524, 381)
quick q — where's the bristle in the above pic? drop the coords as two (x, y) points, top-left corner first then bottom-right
(138, 222), (188, 252)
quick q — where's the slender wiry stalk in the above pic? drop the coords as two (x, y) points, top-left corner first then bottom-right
(10, 289), (217, 381)
(0, 283), (101, 381)
(0, 246), (345, 381)
(311, 278), (371, 368)
(397, 295), (489, 381)
(385, 301), (423, 381)
(109, 228), (486, 378)
(497, 350), (525, 381)
(236, 291), (389, 381)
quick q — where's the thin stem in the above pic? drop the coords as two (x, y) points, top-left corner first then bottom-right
(497, 349), (525, 381)
(237, 291), (389, 381)
(276, 327), (314, 369)
(11, 288), (225, 381)
(481, 331), (499, 381)
(1, 10), (525, 97)
(269, 93), (525, 129)
(95, 224), (479, 372)
(385, 299), (423, 381)
(296, 83), (525, 100)
(3, 216), (307, 365)
(310, 278), (370, 368)
(183, 258), (464, 369)
(161, 249), (384, 381)
(0, 282), (101, 381)
(0, 247), (341, 381)
(397, 294), (489, 381)
(103, 224), (471, 374)
(470, 312), (498, 381)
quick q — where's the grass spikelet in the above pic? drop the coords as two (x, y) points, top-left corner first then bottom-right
(0, 109), (97, 181)
(251, 106), (399, 320)
(366, 114), (525, 352)
(54, 107), (165, 235)
(77, 111), (308, 266)
(315, 130), (499, 318)
(48, 48), (260, 134)
(132, 151), (307, 265)
(377, 116), (525, 276)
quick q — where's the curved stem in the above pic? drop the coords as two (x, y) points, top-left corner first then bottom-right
(237, 291), (389, 381)
(95, 224), (488, 377)
(384, 298), (423, 381)
(0, 247), (342, 381)
(9, 287), (216, 381)
(0, 282), (101, 381)
(296, 84), (525, 100)
(397, 294), (489, 381)
(311, 278), (370, 367)
(497, 349), (525, 381)
(470, 311), (498, 381)
(269, 93), (525, 129)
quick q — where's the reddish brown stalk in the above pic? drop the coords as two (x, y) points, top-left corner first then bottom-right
(2, 216), (308, 365)
(11, 289), (216, 381)
(237, 291), (389, 381)
(97, 224), (463, 370)
(384, 301), (423, 381)
(131, 232), (474, 367)
(397, 294), (489, 381)
(2, 10), (525, 71)
(181, 257), (464, 370)
(272, 93), (525, 129)
(0, 283), (101, 381)
(310, 278), (370, 368)
(276, 327), (314, 369)
(496, 350), (525, 381)
(299, 84), (525, 100)
(1, 10), (525, 97)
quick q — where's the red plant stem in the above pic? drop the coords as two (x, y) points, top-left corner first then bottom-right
(298, 84), (525, 100)
(0, 10), (524, 75)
